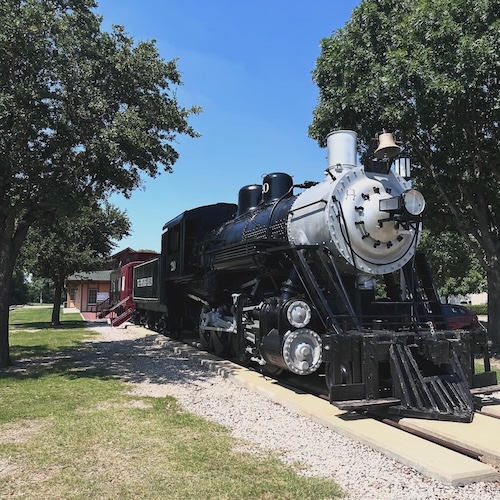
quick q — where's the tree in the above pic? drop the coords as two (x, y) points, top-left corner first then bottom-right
(419, 230), (487, 303)
(25, 277), (54, 304)
(309, 0), (500, 345)
(10, 270), (29, 305)
(21, 202), (130, 325)
(0, 0), (200, 366)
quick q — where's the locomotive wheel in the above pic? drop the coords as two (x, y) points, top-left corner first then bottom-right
(199, 327), (213, 351)
(228, 336), (251, 366)
(157, 314), (167, 336)
(146, 312), (156, 331)
(260, 364), (283, 376)
(211, 331), (231, 357)
(168, 315), (183, 340)
(325, 362), (352, 392)
(132, 311), (142, 325)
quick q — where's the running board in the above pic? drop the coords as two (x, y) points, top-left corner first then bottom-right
(389, 343), (475, 422)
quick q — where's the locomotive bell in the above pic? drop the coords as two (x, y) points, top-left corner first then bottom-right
(374, 132), (402, 159)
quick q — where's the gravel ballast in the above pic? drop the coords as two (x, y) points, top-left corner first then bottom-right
(82, 323), (500, 500)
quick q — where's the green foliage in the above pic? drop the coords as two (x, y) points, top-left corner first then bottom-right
(21, 201), (130, 281)
(419, 229), (487, 301)
(17, 201), (130, 324)
(10, 270), (29, 305)
(0, 0), (200, 364)
(0, 0), (200, 209)
(11, 272), (56, 305)
(468, 304), (488, 315)
(25, 277), (55, 304)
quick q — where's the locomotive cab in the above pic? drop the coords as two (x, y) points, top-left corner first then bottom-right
(161, 203), (238, 282)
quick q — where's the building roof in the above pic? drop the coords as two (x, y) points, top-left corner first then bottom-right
(111, 247), (135, 260)
(66, 270), (112, 282)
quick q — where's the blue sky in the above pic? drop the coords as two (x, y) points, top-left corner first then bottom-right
(95, 0), (360, 252)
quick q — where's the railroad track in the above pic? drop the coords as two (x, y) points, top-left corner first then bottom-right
(281, 369), (500, 469)
(389, 408), (500, 467)
(148, 328), (500, 485)
(382, 411), (500, 466)
(478, 407), (500, 419)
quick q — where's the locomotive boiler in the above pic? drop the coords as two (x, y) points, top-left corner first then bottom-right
(132, 130), (497, 423)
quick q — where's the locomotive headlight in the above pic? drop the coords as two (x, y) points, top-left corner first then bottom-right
(285, 300), (312, 328)
(402, 189), (425, 216)
(379, 189), (425, 216)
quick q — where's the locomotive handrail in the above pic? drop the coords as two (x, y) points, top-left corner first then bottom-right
(204, 239), (282, 255)
(288, 198), (327, 214)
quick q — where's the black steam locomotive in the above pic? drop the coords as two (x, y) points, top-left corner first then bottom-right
(131, 130), (497, 422)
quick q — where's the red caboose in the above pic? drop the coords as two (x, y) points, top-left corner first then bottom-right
(98, 248), (158, 326)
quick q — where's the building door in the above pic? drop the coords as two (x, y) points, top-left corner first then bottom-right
(69, 288), (77, 308)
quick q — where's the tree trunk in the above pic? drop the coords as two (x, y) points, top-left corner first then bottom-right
(51, 278), (64, 326)
(0, 237), (14, 368)
(0, 211), (36, 367)
(0, 273), (13, 367)
(487, 262), (500, 350)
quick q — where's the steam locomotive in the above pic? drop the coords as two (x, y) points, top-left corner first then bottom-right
(126, 130), (497, 422)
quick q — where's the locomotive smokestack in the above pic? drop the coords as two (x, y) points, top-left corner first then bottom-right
(326, 130), (357, 171)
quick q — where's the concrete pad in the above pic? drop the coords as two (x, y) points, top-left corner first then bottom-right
(480, 405), (500, 418)
(169, 342), (499, 486)
(401, 412), (500, 468)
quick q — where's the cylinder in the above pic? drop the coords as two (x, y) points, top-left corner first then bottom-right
(260, 328), (322, 375)
(326, 130), (357, 169)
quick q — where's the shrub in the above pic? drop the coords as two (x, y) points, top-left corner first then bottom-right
(468, 304), (488, 315)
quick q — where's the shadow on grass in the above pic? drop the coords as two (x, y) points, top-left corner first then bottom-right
(0, 357), (114, 382)
(10, 344), (70, 360)
(2, 329), (223, 391)
(10, 320), (88, 330)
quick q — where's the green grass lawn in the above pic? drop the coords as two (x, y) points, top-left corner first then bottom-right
(1, 307), (343, 499)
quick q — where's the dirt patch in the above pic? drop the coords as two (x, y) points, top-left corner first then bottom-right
(0, 459), (16, 477)
(124, 399), (153, 409)
(0, 419), (51, 445)
(95, 399), (154, 410)
(76, 399), (153, 415)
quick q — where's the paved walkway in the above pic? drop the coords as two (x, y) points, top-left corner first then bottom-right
(64, 307), (108, 323)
